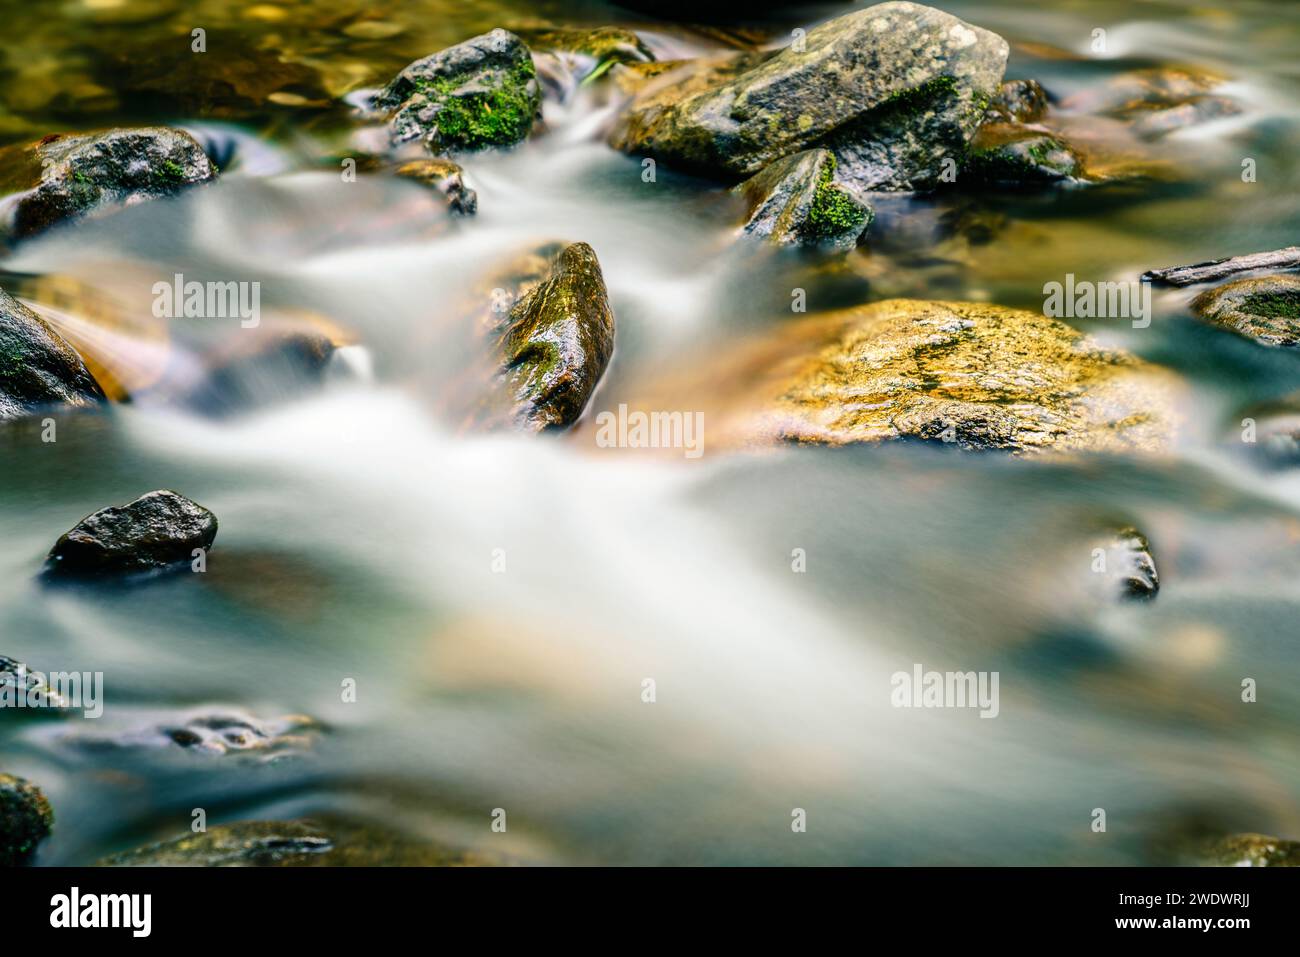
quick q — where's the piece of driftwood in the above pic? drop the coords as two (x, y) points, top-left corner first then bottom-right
(1142, 246), (1300, 286)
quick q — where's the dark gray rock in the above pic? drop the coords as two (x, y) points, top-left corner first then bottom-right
(0, 773), (54, 866)
(733, 149), (872, 248)
(0, 286), (106, 421)
(374, 29), (541, 152)
(1100, 527), (1160, 601)
(0, 127), (217, 238)
(45, 490), (218, 577)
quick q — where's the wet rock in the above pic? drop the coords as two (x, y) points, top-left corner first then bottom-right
(0, 286), (107, 421)
(395, 158), (477, 215)
(45, 490), (218, 577)
(516, 26), (653, 67)
(485, 241), (615, 432)
(1129, 96), (1241, 138)
(961, 122), (1082, 187)
(1097, 527), (1160, 601)
(1191, 833), (1300, 867)
(985, 79), (1049, 123)
(1190, 274), (1300, 348)
(734, 149), (872, 248)
(1236, 393), (1300, 468)
(609, 2), (1009, 191)
(1062, 67), (1240, 138)
(626, 299), (1179, 454)
(0, 654), (73, 710)
(374, 29), (542, 153)
(0, 127), (217, 239)
(610, 52), (774, 99)
(61, 709), (319, 761)
(101, 818), (491, 867)
(181, 330), (339, 417)
(0, 773), (54, 865)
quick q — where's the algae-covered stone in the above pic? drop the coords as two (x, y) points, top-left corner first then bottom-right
(629, 299), (1179, 454)
(395, 158), (478, 215)
(0, 286), (106, 421)
(100, 818), (491, 867)
(489, 242), (615, 431)
(734, 149), (872, 248)
(1193, 833), (1300, 867)
(609, 2), (1008, 191)
(375, 29), (541, 152)
(0, 773), (54, 866)
(1190, 274), (1300, 348)
(45, 490), (218, 577)
(961, 122), (1082, 187)
(0, 127), (216, 238)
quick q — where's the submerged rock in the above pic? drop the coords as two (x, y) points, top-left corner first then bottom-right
(182, 330), (339, 417)
(0, 286), (106, 421)
(609, 2), (1008, 191)
(374, 29), (541, 153)
(1062, 67), (1241, 138)
(961, 122), (1082, 187)
(985, 79), (1049, 123)
(733, 149), (872, 248)
(45, 490), (218, 577)
(1192, 833), (1300, 867)
(626, 299), (1179, 454)
(1097, 527), (1160, 601)
(395, 158), (478, 215)
(0, 773), (54, 866)
(1190, 274), (1300, 348)
(0, 127), (217, 239)
(485, 242), (615, 432)
(101, 818), (491, 867)
(60, 709), (319, 761)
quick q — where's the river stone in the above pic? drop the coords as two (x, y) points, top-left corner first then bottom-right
(100, 818), (491, 867)
(0, 774), (54, 866)
(0, 127), (217, 239)
(0, 654), (72, 710)
(961, 122), (1082, 187)
(60, 709), (319, 760)
(488, 241), (615, 432)
(1190, 274), (1300, 348)
(986, 79), (1049, 123)
(45, 490), (218, 577)
(635, 299), (1179, 454)
(733, 149), (872, 248)
(1099, 527), (1160, 600)
(608, 2), (1009, 191)
(0, 286), (106, 421)
(1062, 67), (1240, 138)
(374, 29), (541, 152)
(395, 158), (478, 215)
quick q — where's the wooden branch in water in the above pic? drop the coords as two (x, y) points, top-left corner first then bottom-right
(1141, 246), (1300, 286)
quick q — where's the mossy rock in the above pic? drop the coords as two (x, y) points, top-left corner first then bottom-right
(0, 127), (217, 239)
(1191, 274), (1300, 348)
(608, 2), (1008, 191)
(100, 818), (493, 867)
(375, 29), (541, 153)
(0, 285), (106, 421)
(961, 122), (1082, 187)
(0, 774), (54, 866)
(733, 148), (872, 248)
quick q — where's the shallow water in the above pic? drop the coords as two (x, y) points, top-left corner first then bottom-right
(1, 0), (1299, 865)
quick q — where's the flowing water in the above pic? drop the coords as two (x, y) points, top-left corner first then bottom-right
(1, 0), (1298, 865)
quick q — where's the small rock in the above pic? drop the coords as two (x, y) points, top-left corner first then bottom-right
(181, 330), (339, 417)
(733, 149), (872, 248)
(1190, 274), (1300, 348)
(1129, 96), (1241, 138)
(61, 709), (319, 761)
(0, 655), (72, 710)
(0, 127), (217, 239)
(1100, 527), (1160, 601)
(0, 286), (106, 421)
(986, 78), (1050, 123)
(374, 29), (542, 153)
(961, 122), (1082, 187)
(395, 158), (478, 214)
(0, 773), (54, 866)
(1062, 67), (1240, 137)
(45, 490), (218, 577)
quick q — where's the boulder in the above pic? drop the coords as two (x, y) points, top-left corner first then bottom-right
(0, 127), (217, 239)
(0, 286), (106, 421)
(45, 490), (218, 577)
(374, 29), (541, 152)
(0, 774), (53, 866)
(733, 149), (873, 248)
(608, 2), (1009, 190)
(1190, 274), (1300, 348)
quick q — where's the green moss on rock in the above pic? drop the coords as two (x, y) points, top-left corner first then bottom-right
(0, 774), (54, 866)
(802, 156), (870, 240)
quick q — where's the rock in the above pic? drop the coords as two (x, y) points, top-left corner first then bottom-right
(45, 490), (218, 577)
(485, 242), (615, 432)
(374, 29), (542, 152)
(100, 818), (491, 867)
(1062, 67), (1240, 138)
(0, 127), (217, 239)
(1190, 274), (1300, 348)
(1236, 393), (1300, 468)
(608, 2), (1008, 191)
(961, 122), (1082, 187)
(181, 330), (339, 417)
(1098, 527), (1160, 600)
(60, 709), (319, 761)
(986, 78), (1049, 123)
(0, 286), (107, 421)
(0, 655), (72, 710)
(0, 774), (54, 866)
(623, 299), (1179, 454)
(733, 149), (872, 248)
(516, 26), (653, 66)
(1129, 96), (1241, 138)
(1192, 833), (1300, 867)
(395, 158), (478, 214)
